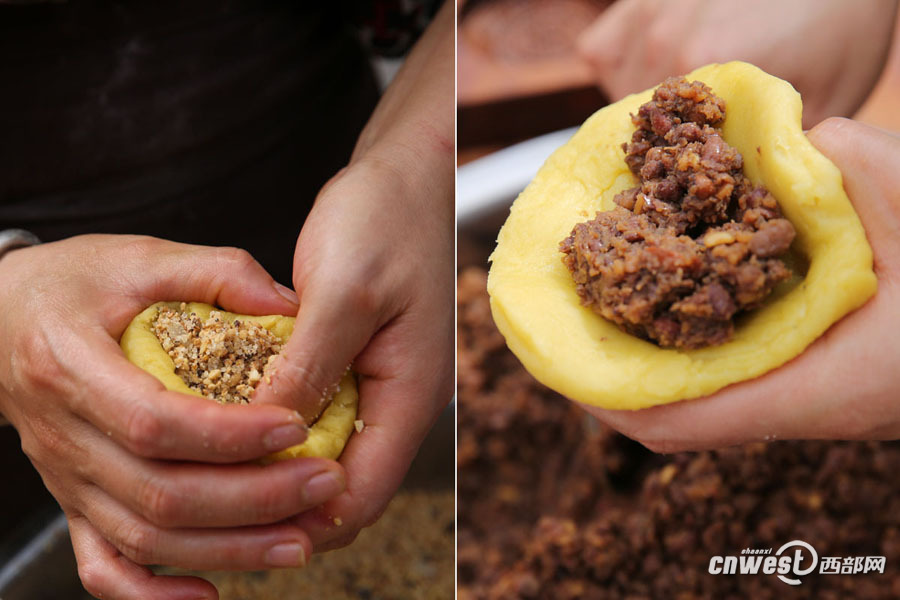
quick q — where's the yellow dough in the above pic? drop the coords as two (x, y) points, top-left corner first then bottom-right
(121, 302), (358, 460)
(488, 62), (877, 410)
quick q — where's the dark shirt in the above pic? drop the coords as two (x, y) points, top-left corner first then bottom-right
(0, 0), (379, 284)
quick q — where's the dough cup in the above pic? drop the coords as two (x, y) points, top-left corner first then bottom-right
(121, 301), (358, 460)
(488, 61), (877, 410)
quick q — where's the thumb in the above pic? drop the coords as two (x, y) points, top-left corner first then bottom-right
(806, 117), (900, 265)
(139, 242), (300, 317)
(252, 281), (382, 423)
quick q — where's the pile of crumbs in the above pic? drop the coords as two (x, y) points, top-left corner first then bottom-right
(152, 304), (282, 404)
(157, 490), (455, 600)
(457, 267), (900, 599)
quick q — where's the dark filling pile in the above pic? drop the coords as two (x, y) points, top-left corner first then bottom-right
(458, 268), (900, 599)
(560, 78), (796, 349)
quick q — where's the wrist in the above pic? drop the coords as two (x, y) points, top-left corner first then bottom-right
(345, 151), (454, 233)
(355, 136), (454, 207)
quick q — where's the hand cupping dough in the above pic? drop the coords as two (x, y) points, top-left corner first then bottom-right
(120, 301), (358, 460)
(488, 61), (877, 410)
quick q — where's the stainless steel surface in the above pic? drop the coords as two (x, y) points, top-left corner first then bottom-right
(0, 513), (90, 600)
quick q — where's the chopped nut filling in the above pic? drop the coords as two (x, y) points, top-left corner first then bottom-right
(152, 304), (282, 404)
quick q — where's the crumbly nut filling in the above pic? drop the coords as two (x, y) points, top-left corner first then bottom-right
(152, 304), (282, 404)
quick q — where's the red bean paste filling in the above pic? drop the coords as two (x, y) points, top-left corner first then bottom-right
(560, 77), (796, 349)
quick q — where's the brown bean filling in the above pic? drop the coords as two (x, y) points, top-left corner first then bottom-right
(560, 78), (795, 349)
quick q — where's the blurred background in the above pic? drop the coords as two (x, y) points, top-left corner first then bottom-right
(459, 0), (900, 163)
(458, 0), (900, 261)
(458, 0), (610, 164)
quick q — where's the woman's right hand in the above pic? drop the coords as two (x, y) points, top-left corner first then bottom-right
(0, 235), (347, 600)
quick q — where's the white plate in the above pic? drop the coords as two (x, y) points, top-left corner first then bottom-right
(457, 127), (577, 225)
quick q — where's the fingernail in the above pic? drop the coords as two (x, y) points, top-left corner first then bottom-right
(273, 282), (299, 306)
(304, 470), (345, 504)
(265, 542), (306, 568)
(263, 424), (307, 451)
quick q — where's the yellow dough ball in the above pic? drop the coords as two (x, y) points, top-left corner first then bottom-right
(120, 301), (358, 460)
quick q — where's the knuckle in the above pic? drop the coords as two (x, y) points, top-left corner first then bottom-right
(217, 246), (258, 273)
(251, 482), (287, 523)
(116, 521), (159, 565)
(137, 475), (180, 527)
(19, 414), (82, 469)
(19, 420), (62, 465)
(10, 327), (66, 396)
(118, 236), (170, 282)
(281, 359), (333, 405)
(123, 405), (164, 456)
(123, 235), (165, 263)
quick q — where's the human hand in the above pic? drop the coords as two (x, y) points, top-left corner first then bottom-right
(0, 235), (349, 600)
(577, 0), (898, 128)
(252, 0), (454, 553)
(582, 118), (900, 452)
(253, 154), (454, 551)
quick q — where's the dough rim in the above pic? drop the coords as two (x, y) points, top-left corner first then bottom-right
(120, 301), (358, 460)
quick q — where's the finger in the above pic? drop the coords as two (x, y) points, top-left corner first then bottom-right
(575, 0), (633, 85)
(146, 242), (299, 317)
(107, 240), (298, 335)
(290, 307), (452, 551)
(583, 281), (896, 452)
(807, 117), (900, 265)
(85, 426), (346, 527)
(252, 281), (384, 423)
(63, 330), (309, 462)
(78, 485), (313, 570)
(68, 514), (218, 600)
(291, 373), (440, 551)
